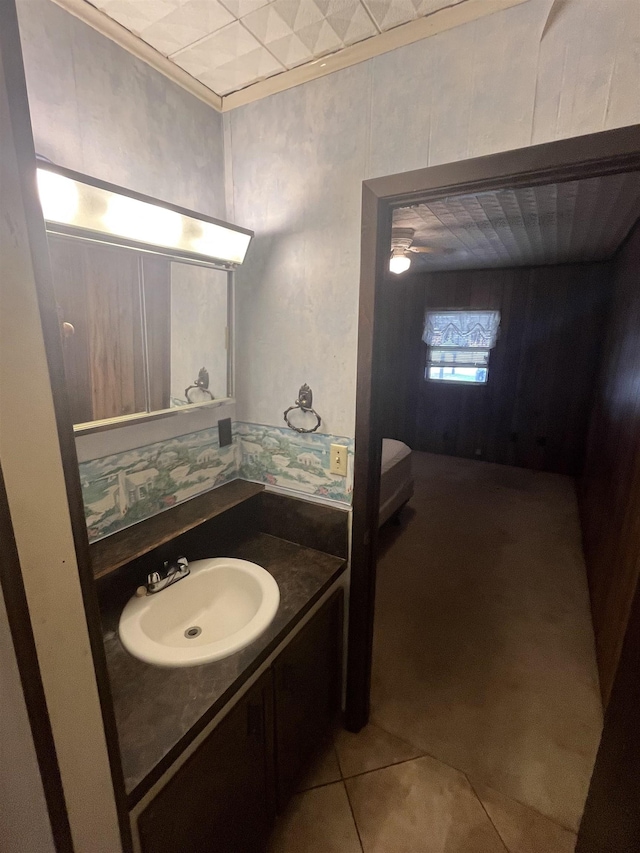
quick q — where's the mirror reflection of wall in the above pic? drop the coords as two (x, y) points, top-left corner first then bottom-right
(47, 234), (230, 427)
(170, 264), (228, 407)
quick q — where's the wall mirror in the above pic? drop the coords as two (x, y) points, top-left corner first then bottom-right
(47, 236), (231, 428)
(37, 160), (252, 432)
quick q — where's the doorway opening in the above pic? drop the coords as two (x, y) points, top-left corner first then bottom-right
(347, 125), (640, 850)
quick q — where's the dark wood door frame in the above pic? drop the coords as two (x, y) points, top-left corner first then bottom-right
(346, 123), (640, 842)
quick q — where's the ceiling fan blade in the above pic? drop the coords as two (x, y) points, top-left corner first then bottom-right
(408, 246), (455, 254)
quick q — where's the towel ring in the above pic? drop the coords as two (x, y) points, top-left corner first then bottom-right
(284, 384), (322, 434)
(185, 366), (214, 404)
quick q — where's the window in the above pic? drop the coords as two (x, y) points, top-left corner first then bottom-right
(423, 310), (500, 385)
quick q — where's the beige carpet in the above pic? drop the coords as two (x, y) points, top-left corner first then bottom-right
(371, 452), (603, 833)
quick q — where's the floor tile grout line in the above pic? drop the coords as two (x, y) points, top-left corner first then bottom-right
(362, 719), (429, 759)
(297, 776), (343, 795)
(463, 772), (579, 836)
(333, 753), (429, 784)
(342, 778), (366, 853)
(357, 724), (579, 837)
(465, 774), (511, 853)
(332, 737), (346, 781)
(367, 723), (579, 836)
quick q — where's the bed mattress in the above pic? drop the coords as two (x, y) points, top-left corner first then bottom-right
(379, 439), (414, 526)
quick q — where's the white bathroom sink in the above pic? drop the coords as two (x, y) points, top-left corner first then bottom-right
(118, 558), (280, 667)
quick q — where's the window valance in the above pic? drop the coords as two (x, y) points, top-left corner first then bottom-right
(423, 310), (500, 349)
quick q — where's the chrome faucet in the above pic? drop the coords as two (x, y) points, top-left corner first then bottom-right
(146, 556), (190, 595)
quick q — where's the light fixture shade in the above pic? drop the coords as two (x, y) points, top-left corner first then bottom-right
(389, 254), (411, 274)
(36, 160), (253, 267)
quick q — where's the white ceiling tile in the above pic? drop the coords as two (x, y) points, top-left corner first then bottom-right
(199, 45), (284, 93)
(242, 4), (295, 43)
(219, 0), (270, 16)
(327, 0), (377, 44)
(84, 0), (485, 97)
(140, 0), (235, 56)
(363, 0), (419, 31)
(243, 1), (333, 68)
(269, 32), (315, 68)
(92, 0), (187, 34)
(297, 18), (342, 54)
(288, 0), (325, 30)
(172, 20), (261, 75)
(417, 0), (465, 15)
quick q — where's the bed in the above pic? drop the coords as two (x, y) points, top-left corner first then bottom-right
(379, 439), (414, 526)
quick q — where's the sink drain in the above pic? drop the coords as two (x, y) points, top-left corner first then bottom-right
(184, 626), (202, 639)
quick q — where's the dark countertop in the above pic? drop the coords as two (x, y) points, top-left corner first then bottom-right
(101, 533), (346, 805)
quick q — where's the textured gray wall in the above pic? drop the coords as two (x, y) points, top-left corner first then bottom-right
(16, 0), (640, 446)
(227, 0), (640, 438)
(17, 0), (225, 218)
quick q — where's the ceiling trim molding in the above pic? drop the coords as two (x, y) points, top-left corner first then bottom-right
(50, 0), (224, 112)
(220, 0), (530, 112)
(51, 0), (530, 115)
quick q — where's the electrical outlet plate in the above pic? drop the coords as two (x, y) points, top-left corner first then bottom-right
(218, 417), (232, 447)
(330, 443), (348, 477)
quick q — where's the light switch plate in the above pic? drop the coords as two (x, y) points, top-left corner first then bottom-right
(330, 443), (348, 477)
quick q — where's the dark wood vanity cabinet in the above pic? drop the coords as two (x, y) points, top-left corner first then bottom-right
(138, 670), (275, 853)
(274, 589), (343, 807)
(136, 589), (344, 853)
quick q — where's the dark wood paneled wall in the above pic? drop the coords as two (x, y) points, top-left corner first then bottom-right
(580, 221), (640, 706)
(377, 274), (426, 446)
(404, 263), (611, 475)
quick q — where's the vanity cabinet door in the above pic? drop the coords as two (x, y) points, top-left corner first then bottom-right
(273, 589), (344, 808)
(138, 670), (275, 853)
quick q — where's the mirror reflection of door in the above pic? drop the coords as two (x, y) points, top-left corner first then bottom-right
(48, 235), (166, 424)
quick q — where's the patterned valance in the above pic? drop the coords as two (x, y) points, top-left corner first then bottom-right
(423, 310), (500, 349)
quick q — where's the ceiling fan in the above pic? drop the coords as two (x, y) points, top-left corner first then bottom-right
(389, 227), (453, 273)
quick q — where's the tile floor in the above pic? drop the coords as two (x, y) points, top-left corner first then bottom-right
(269, 453), (603, 853)
(269, 723), (578, 853)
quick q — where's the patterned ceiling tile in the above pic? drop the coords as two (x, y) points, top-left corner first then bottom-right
(91, 0), (187, 34)
(392, 173), (640, 271)
(363, 0), (419, 31)
(199, 46), (285, 93)
(243, 0), (320, 68)
(364, 0), (463, 32)
(417, 0), (465, 14)
(172, 20), (259, 74)
(173, 20), (285, 91)
(219, 0), (270, 15)
(324, 0), (378, 45)
(243, 0), (376, 69)
(140, 0), (235, 56)
(88, 0), (474, 96)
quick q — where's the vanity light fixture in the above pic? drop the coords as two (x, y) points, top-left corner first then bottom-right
(36, 157), (253, 267)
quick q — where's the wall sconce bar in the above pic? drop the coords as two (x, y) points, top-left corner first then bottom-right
(36, 158), (253, 268)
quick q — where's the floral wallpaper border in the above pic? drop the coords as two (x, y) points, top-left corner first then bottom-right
(80, 426), (238, 542)
(80, 422), (353, 542)
(237, 422), (353, 503)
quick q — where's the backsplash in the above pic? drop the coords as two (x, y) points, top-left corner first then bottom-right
(81, 421), (353, 542)
(81, 427), (238, 542)
(237, 422), (353, 503)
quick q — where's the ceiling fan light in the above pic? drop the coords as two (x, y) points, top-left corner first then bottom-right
(389, 253), (411, 274)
